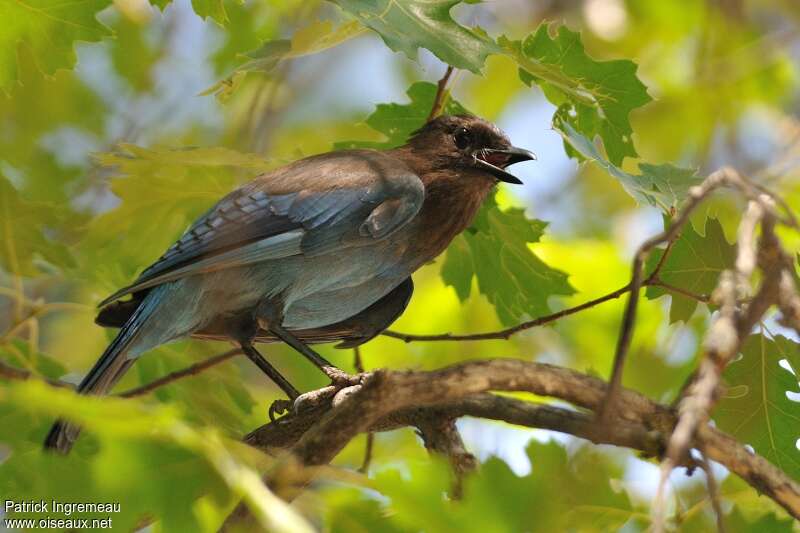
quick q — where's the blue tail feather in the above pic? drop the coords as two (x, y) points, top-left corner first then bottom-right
(43, 287), (165, 453)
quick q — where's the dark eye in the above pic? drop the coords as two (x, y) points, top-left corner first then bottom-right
(453, 127), (471, 150)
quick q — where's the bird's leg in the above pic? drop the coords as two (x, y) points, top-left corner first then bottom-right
(227, 304), (299, 420)
(239, 342), (300, 421)
(268, 323), (361, 387)
(240, 342), (300, 399)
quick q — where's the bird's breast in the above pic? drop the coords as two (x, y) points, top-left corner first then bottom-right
(400, 176), (493, 268)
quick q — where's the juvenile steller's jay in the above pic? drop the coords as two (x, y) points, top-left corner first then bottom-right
(44, 115), (535, 453)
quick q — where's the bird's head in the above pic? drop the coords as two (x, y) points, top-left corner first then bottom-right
(406, 114), (536, 184)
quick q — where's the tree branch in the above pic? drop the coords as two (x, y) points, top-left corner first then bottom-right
(0, 358), (73, 389)
(223, 358), (800, 530)
(414, 412), (476, 498)
(427, 65), (455, 122)
(352, 346), (374, 474)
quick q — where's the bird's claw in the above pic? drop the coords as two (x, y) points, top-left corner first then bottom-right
(322, 366), (363, 388)
(291, 370), (367, 414)
(268, 398), (293, 421)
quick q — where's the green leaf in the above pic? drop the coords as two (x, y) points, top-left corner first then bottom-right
(0, 175), (75, 276)
(190, 0), (228, 24)
(0, 0), (113, 91)
(715, 334), (800, 481)
(332, 0), (496, 73)
(555, 118), (702, 211)
(442, 195), (574, 326)
(134, 343), (256, 436)
(335, 81), (469, 150)
(502, 23), (651, 165)
(324, 487), (409, 533)
(109, 13), (161, 92)
(645, 217), (735, 322)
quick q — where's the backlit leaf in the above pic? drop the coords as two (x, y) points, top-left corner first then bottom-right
(555, 118), (702, 211)
(725, 508), (794, 532)
(335, 81), (469, 150)
(325, 440), (644, 532)
(151, 0), (232, 25)
(503, 23), (652, 165)
(83, 145), (274, 288)
(715, 334), (800, 481)
(332, 0), (496, 73)
(0, 379), (312, 533)
(645, 217), (735, 323)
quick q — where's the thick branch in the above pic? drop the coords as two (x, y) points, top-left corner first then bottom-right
(226, 358), (800, 528)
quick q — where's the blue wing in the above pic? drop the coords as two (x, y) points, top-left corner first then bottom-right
(98, 150), (424, 306)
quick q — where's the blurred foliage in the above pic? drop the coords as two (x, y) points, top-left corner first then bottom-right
(323, 441), (645, 532)
(1, 0), (800, 531)
(0, 0), (113, 92)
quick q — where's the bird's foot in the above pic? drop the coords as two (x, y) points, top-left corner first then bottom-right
(321, 365), (363, 388)
(291, 368), (368, 414)
(268, 398), (294, 421)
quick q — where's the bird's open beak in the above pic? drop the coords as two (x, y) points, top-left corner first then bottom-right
(474, 146), (537, 184)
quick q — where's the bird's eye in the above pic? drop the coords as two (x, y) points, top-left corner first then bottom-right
(453, 127), (471, 150)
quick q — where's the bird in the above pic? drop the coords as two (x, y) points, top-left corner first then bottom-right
(44, 114), (535, 453)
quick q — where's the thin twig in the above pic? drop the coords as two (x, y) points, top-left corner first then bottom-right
(600, 168), (734, 421)
(383, 256), (709, 344)
(653, 192), (791, 531)
(0, 358), (73, 389)
(353, 346), (374, 474)
(699, 451), (726, 533)
(648, 280), (710, 303)
(384, 283), (631, 342)
(427, 65), (455, 122)
(118, 348), (241, 398)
